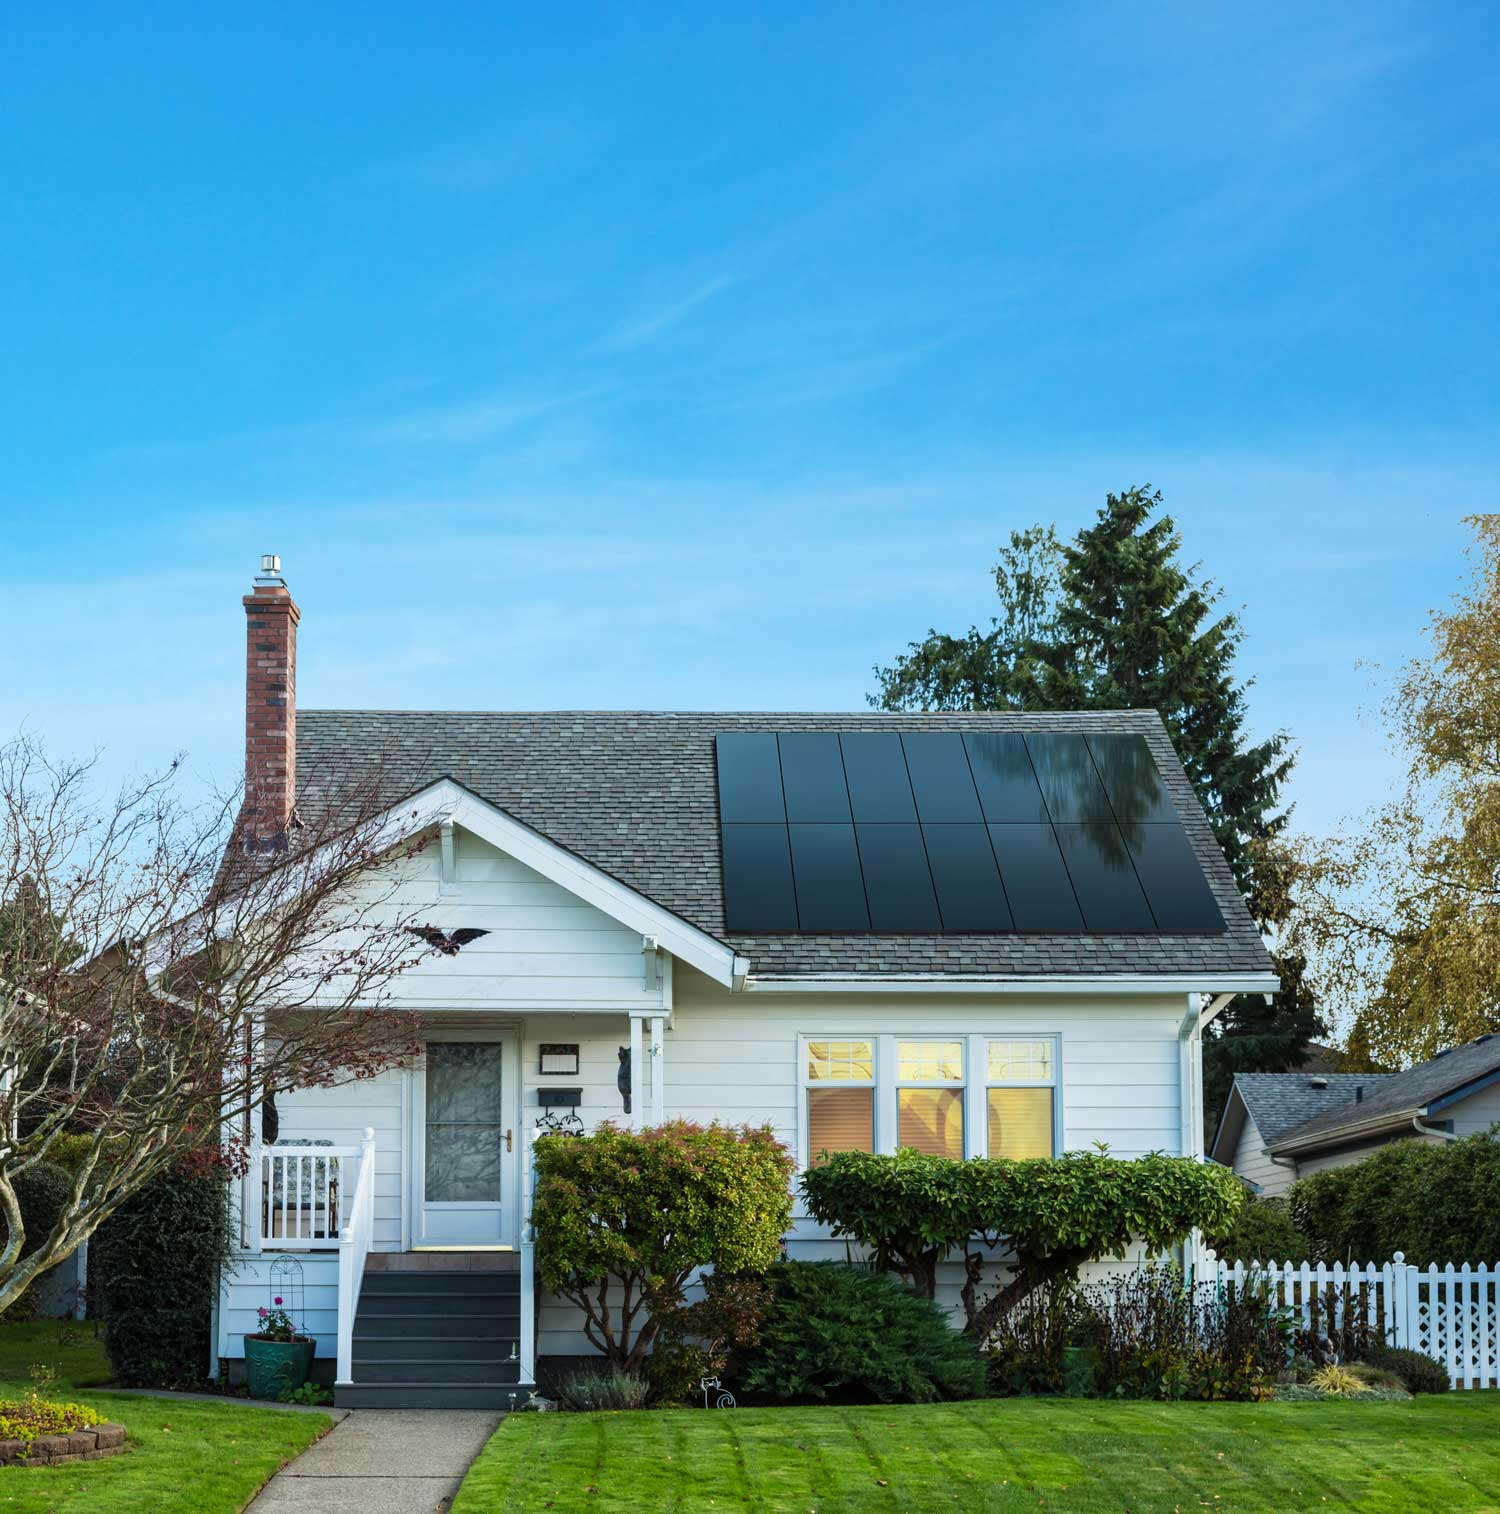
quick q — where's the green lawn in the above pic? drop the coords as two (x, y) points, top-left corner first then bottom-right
(0, 1320), (329, 1514)
(451, 1394), (1500, 1514)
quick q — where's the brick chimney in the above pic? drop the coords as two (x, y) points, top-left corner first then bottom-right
(242, 554), (300, 851)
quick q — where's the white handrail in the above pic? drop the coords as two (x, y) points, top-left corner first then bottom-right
(335, 1127), (378, 1388)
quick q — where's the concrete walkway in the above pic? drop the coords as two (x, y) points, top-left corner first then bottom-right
(248, 1409), (503, 1514)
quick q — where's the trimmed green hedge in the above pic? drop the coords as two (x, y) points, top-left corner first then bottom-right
(1207, 1195), (1310, 1264)
(91, 1171), (233, 1387)
(1290, 1134), (1500, 1265)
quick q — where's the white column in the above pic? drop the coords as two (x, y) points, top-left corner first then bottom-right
(628, 1014), (644, 1131)
(648, 1014), (665, 1124)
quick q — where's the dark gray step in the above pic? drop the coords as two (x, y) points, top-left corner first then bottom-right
(361, 1272), (520, 1296)
(353, 1333), (517, 1362)
(354, 1312), (519, 1341)
(355, 1292), (517, 1317)
(352, 1357), (521, 1385)
(335, 1379), (527, 1409)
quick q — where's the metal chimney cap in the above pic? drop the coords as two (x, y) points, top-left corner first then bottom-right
(254, 553), (286, 586)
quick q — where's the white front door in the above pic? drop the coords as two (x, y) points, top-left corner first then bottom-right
(414, 1035), (518, 1248)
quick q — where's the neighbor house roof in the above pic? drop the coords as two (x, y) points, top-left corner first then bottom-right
(1233, 1072), (1396, 1146)
(296, 707), (1275, 985)
(1267, 1034), (1500, 1155)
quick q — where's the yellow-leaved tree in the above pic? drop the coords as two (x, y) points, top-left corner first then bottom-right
(1279, 514), (1500, 1064)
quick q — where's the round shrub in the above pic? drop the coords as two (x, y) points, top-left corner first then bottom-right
(533, 1121), (794, 1374)
(737, 1262), (987, 1405)
(91, 1170), (233, 1388)
(1207, 1195), (1309, 1264)
(1360, 1343), (1450, 1395)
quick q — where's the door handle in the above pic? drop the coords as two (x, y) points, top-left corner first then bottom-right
(506, 1129), (513, 1153)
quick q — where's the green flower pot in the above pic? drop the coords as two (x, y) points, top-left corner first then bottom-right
(244, 1336), (316, 1401)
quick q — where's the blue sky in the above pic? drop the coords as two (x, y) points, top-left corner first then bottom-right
(2, 2), (1496, 839)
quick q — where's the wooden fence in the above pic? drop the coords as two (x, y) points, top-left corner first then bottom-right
(1210, 1253), (1499, 1390)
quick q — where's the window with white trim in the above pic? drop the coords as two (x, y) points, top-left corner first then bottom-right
(803, 1039), (875, 1164)
(800, 1034), (1060, 1166)
(986, 1037), (1057, 1159)
(896, 1039), (966, 1159)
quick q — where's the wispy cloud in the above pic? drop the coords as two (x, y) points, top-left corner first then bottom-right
(393, 116), (600, 195)
(363, 387), (608, 446)
(603, 274), (740, 350)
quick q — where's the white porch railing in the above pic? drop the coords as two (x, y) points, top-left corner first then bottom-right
(1212, 1253), (1500, 1390)
(253, 1143), (358, 1250)
(335, 1128), (378, 1388)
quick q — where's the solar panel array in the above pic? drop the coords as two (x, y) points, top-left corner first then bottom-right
(716, 731), (1226, 935)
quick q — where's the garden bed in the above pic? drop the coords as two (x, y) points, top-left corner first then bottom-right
(0, 1412), (127, 1467)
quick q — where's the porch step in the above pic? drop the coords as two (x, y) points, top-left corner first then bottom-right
(352, 1356), (522, 1385)
(356, 1312), (518, 1339)
(335, 1380), (525, 1409)
(359, 1271), (520, 1294)
(339, 1260), (530, 1410)
(353, 1332), (517, 1361)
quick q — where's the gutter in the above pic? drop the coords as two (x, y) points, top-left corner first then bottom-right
(1270, 1108), (1423, 1157)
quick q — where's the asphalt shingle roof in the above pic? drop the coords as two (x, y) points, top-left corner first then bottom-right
(1269, 1034), (1500, 1149)
(296, 707), (1274, 981)
(1233, 1072), (1397, 1146)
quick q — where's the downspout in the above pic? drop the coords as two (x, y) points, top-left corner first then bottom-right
(1413, 1114), (1458, 1142)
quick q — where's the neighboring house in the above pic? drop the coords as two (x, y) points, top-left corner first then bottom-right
(1211, 1036), (1500, 1196)
(216, 561), (1276, 1406)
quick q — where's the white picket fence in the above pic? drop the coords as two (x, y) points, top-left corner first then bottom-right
(1210, 1253), (1499, 1390)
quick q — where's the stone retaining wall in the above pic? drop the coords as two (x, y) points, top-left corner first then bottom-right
(0, 1422), (127, 1466)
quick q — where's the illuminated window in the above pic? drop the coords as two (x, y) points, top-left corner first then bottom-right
(798, 1034), (1060, 1168)
(804, 1040), (875, 1163)
(986, 1036), (1058, 1159)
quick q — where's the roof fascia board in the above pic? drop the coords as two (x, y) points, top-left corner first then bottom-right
(438, 782), (739, 988)
(741, 972), (1279, 996)
(1208, 1084), (1249, 1164)
(1424, 1064), (1500, 1116)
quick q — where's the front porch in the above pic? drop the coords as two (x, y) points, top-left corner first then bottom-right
(218, 1005), (673, 1406)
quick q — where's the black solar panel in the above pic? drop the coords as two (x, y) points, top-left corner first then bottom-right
(788, 823), (869, 931)
(715, 731), (1227, 935)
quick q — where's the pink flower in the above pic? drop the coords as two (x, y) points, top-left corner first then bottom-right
(274, 1297), (283, 1306)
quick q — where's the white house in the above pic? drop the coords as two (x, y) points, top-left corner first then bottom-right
(1212, 1037), (1500, 1197)
(215, 560), (1277, 1407)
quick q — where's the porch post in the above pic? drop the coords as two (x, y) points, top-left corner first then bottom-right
(628, 1014), (644, 1131)
(244, 1008), (264, 1253)
(648, 1014), (665, 1124)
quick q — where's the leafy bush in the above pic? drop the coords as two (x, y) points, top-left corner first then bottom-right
(1207, 1196), (1309, 1263)
(553, 1370), (651, 1412)
(1360, 1343), (1450, 1395)
(1290, 1134), (1500, 1265)
(644, 1272), (769, 1405)
(801, 1148), (1243, 1337)
(91, 1170), (233, 1387)
(985, 1266), (1287, 1402)
(1346, 1362), (1406, 1393)
(738, 1262), (987, 1404)
(532, 1121), (794, 1372)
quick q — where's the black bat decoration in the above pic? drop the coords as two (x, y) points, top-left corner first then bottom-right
(406, 925), (491, 956)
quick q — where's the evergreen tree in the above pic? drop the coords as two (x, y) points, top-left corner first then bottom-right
(874, 487), (1318, 1136)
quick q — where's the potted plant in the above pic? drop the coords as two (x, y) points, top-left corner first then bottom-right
(244, 1299), (316, 1401)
